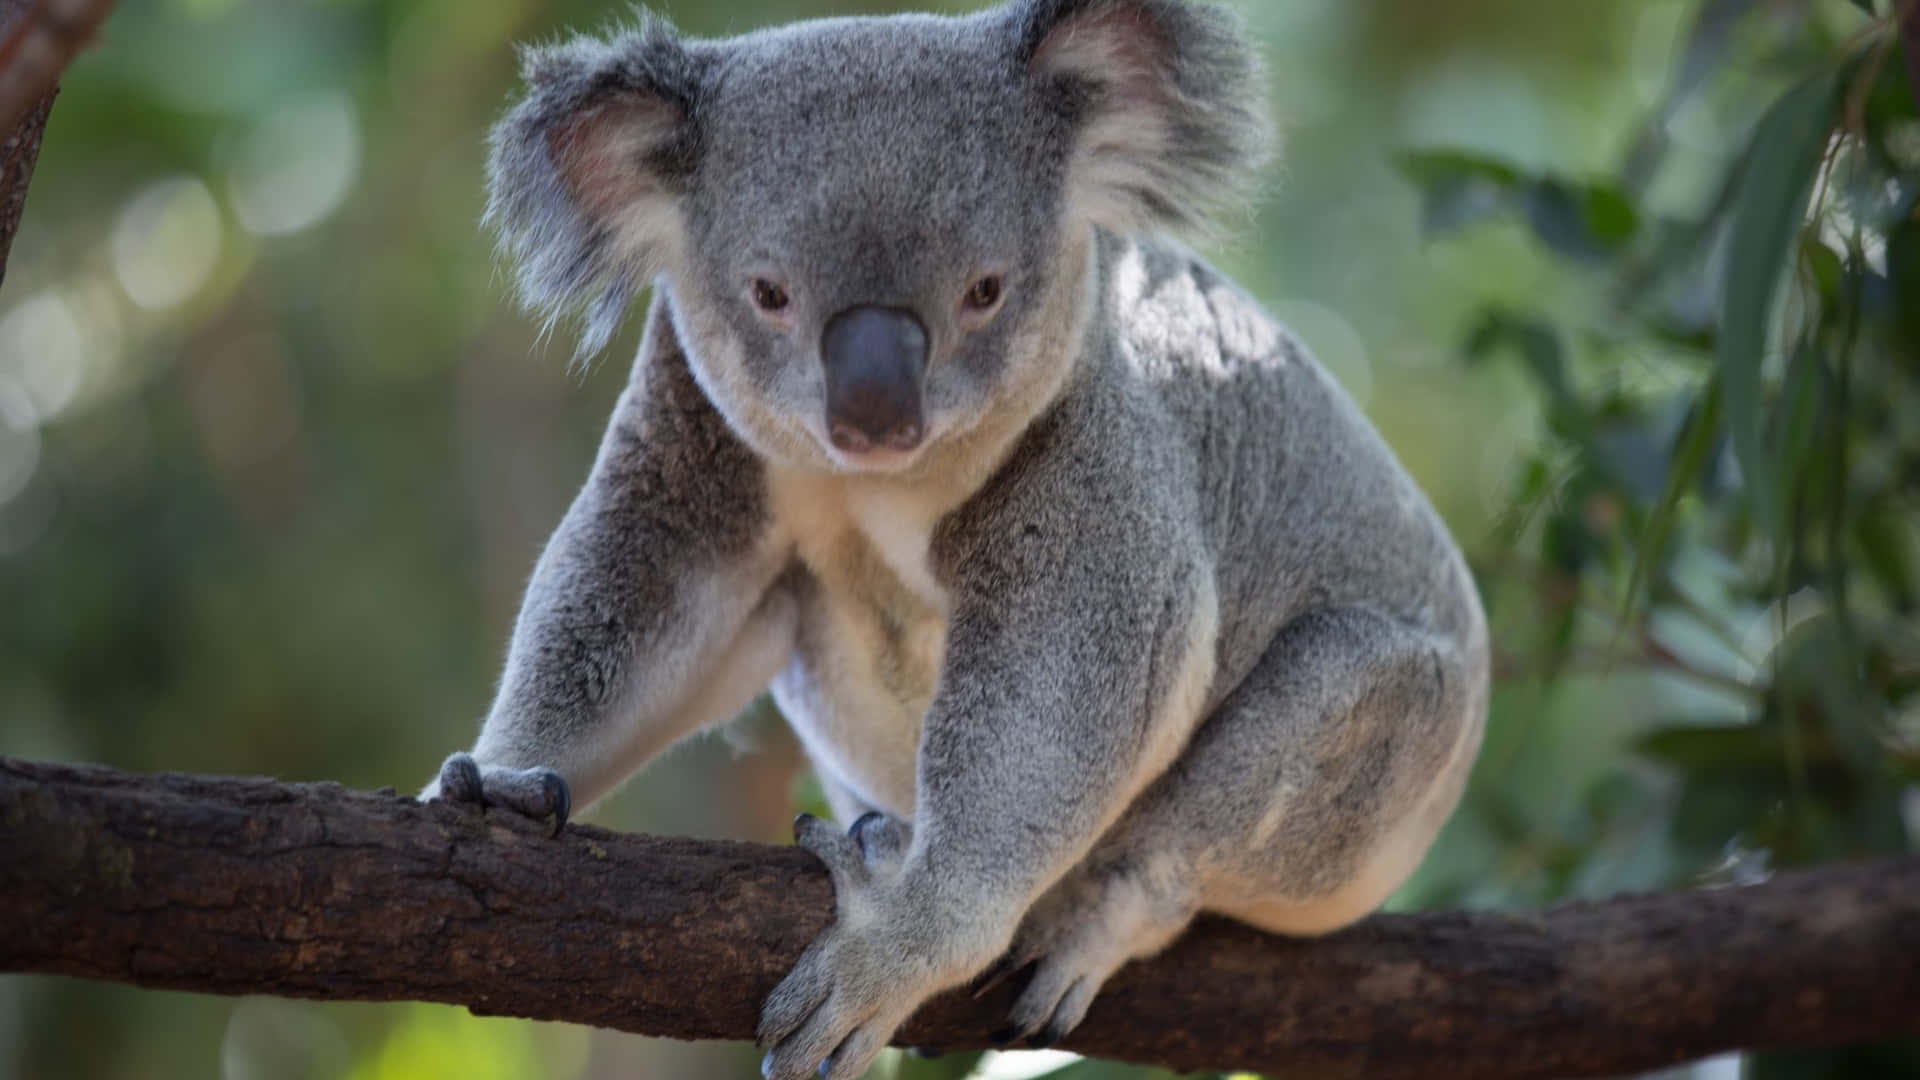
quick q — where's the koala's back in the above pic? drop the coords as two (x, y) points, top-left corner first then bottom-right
(1097, 234), (1486, 700)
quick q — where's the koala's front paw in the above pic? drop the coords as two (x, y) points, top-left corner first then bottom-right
(757, 813), (955, 1080)
(424, 751), (571, 836)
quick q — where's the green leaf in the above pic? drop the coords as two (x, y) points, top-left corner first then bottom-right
(1855, 503), (1919, 609)
(1637, 723), (1780, 771)
(1887, 216), (1920, 347)
(1620, 378), (1722, 626)
(1397, 150), (1523, 238)
(1771, 613), (1882, 774)
(1718, 67), (1844, 546)
(1525, 180), (1639, 260)
(1800, 236), (1844, 310)
(1397, 149), (1523, 187)
(1398, 153), (1637, 259)
(1769, 344), (1825, 554)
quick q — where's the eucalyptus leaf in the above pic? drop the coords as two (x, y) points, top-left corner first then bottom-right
(1526, 179), (1639, 260)
(1397, 150), (1525, 238)
(1620, 378), (1722, 626)
(1717, 66), (1845, 546)
(1637, 723), (1779, 771)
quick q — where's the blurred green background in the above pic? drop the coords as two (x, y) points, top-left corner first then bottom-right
(2, 0), (1915, 1078)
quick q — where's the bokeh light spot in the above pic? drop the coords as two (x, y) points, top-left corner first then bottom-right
(0, 292), (86, 419)
(0, 379), (43, 509)
(110, 177), (224, 311)
(229, 91), (361, 238)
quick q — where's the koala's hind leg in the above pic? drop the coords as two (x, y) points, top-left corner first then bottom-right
(994, 607), (1481, 1046)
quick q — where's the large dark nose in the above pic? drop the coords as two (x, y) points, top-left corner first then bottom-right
(820, 305), (928, 454)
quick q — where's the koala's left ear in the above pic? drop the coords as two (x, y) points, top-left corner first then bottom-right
(486, 15), (707, 358)
(1013, 0), (1271, 237)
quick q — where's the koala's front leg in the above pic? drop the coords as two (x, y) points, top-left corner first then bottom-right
(759, 483), (1216, 1079)
(425, 309), (792, 831)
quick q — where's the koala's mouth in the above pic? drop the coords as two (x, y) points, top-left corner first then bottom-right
(820, 305), (929, 460)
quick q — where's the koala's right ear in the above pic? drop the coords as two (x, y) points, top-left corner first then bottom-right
(1013, 0), (1270, 238)
(486, 16), (705, 358)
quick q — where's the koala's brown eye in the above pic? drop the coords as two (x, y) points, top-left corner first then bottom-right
(752, 279), (790, 313)
(964, 276), (1003, 311)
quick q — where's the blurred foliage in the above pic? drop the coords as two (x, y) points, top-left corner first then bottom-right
(0, 0), (1915, 1079)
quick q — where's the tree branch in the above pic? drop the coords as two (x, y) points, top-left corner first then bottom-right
(0, 0), (64, 287)
(0, 85), (51, 288)
(0, 0), (115, 131)
(2, 757), (1916, 1079)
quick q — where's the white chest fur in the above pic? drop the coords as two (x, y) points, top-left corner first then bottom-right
(765, 468), (955, 819)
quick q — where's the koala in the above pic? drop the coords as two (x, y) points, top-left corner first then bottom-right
(425, 1), (1488, 1076)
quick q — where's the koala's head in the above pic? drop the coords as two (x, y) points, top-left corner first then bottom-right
(488, 0), (1267, 473)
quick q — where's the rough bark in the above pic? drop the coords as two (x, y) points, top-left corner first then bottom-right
(0, 0), (114, 132)
(2, 757), (1917, 1079)
(0, 0), (59, 287)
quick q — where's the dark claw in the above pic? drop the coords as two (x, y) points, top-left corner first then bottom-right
(906, 1048), (943, 1060)
(543, 771), (571, 836)
(971, 953), (1022, 1000)
(848, 811), (884, 855)
(990, 1025), (1023, 1047)
(792, 812), (819, 843)
(444, 753), (483, 803)
(1029, 1028), (1060, 1050)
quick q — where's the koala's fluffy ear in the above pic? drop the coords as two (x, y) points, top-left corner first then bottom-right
(1014, 0), (1270, 237)
(486, 16), (704, 358)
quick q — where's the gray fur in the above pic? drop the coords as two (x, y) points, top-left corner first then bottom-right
(485, 14), (705, 357)
(433, 4), (1485, 1078)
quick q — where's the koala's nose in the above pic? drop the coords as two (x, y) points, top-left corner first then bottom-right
(820, 305), (928, 454)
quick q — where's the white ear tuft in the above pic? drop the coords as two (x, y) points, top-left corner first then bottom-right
(485, 15), (704, 359)
(1018, 0), (1271, 237)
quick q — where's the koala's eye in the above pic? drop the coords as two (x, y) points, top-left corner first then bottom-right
(964, 276), (1004, 312)
(751, 279), (791, 313)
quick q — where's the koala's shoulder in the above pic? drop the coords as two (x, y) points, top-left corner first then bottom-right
(1108, 238), (1304, 383)
(600, 297), (768, 551)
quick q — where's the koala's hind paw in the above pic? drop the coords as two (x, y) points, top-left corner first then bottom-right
(428, 752), (571, 836)
(995, 862), (1197, 1049)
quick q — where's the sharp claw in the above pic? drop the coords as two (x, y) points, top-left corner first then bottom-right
(971, 953), (1020, 1000)
(848, 811), (883, 856)
(544, 772), (571, 836)
(1028, 1028), (1059, 1050)
(444, 753), (483, 804)
(793, 812), (818, 843)
(990, 1025), (1022, 1047)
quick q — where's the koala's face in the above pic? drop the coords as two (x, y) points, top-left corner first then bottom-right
(486, 2), (1265, 473)
(674, 17), (1074, 473)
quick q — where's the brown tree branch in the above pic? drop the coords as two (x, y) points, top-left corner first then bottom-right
(0, 0), (115, 131)
(0, 0), (64, 287)
(2, 756), (1916, 1079)
(0, 85), (51, 289)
